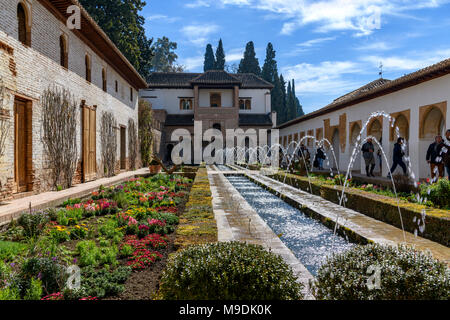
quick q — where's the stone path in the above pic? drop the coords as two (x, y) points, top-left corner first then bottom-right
(208, 166), (316, 300)
(0, 168), (149, 226)
(243, 171), (450, 265)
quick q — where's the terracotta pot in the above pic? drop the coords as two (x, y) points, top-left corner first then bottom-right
(149, 165), (161, 174)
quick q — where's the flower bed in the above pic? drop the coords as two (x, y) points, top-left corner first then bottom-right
(271, 172), (450, 246)
(0, 174), (192, 300)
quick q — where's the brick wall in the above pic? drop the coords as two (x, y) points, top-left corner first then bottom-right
(0, 0), (142, 200)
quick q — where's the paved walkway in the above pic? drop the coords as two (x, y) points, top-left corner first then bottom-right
(208, 166), (316, 299)
(0, 168), (149, 226)
(242, 172), (450, 265)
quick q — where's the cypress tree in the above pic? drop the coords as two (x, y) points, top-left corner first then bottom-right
(292, 80), (305, 117)
(238, 41), (261, 75)
(280, 74), (287, 113)
(271, 73), (284, 124)
(261, 43), (277, 83)
(215, 39), (226, 70)
(204, 44), (215, 72)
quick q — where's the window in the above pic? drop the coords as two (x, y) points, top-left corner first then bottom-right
(130, 87), (133, 101)
(115, 80), (118, 93)
(85, 55), (91, 82)
(17, 3), (30, 46)
(239, 98), (252, 110)
(102, 69), (107, 92)
(59, 35), (68, 68)
(210, 93), (221, 108)
(179, 98), (193, 110)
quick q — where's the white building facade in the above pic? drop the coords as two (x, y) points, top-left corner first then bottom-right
(278, 60), (450, 180)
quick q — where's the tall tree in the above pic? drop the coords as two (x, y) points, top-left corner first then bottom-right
(238, 41), (261, 75)
(261, 43), (277, 83)
(271, 73), (284, 125)
(215, 39), (226, 70)
(292, 80), (305, 117)
(150, 37), (183, 72)
(79, 0), (154, 81)
(204, 44), (215, 72)
(280, 74), (287, 111)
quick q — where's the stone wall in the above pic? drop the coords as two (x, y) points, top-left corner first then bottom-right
(0, 0), (141, 200)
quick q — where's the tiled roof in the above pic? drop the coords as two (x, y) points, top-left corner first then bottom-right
(239, 114), (273, 126)
(277, 57), (450, 129)
(165, 114), (195, 126)
(190, 70), (241, 85)
(147, 71), (273, 89)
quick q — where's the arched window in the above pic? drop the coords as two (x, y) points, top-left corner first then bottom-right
(85, 55), (91, 82)
(102, 69), (107, 92)
(59, 35), (68, 68)
(17, 3), (30, 46)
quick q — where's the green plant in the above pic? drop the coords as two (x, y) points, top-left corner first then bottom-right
(420, 178), (450, 209)
(311, 244), (450, 300)
(119, 244), (133, 258)
(63, 266), (131, 299)
(76, 240), (118, 268)
(98, 218), (123, 240)
(0, 241), (27, 261)
(19, 257), (66, 296)
(23, 278), (43, 300)
(0, 286), (20, 300)
(18, 211), (49, 239)
(160, 242), (304, 300)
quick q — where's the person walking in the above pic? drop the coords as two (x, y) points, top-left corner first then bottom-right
(444, 129), (450, 178)
(314, 147), (326, 170)
(362, 138), (376, 177)
(388, 137), (407, 178)
(426, 135), (445, 180)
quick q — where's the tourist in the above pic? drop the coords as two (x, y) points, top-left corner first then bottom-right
(362, 138), (376, 177)
(388, 137), (407, 178)
(426, 135), (445, 180)
(298, 144), (310, 162)
(445, 129), (450, 178)
(314, 147), (326, 170)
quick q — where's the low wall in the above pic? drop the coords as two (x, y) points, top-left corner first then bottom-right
(270, 173), (450, 247)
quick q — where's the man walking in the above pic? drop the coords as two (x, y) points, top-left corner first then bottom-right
(362, 138), (376, 177)
(388, 137), (407, 178)
(426, 135), (445, 180)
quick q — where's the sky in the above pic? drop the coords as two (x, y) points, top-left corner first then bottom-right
(142, 0), (450, 114)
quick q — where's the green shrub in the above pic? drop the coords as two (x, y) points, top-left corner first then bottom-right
(160, 242), (304, 300)
(311, 244), (450, 300)
(18, 211), (49, 238)
(19, 257), (66, 296)
(23, 278), (43, 300)
(420, 179), (450, 209)
(76, 240), (118, 267)
(0, 241), (27, 261)
(0, 286), (20, 300)
(63, 266), (131, 299)
(98, 219), (123, 240)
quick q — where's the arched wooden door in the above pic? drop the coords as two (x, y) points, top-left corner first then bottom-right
(82, 105), (97, 182)
(14, 97), (31, 193)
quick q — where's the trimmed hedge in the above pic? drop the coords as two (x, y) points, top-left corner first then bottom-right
(271, 173), (450, 246)
(174, 168), (217, 249)
(311, 244), (450, 300)
(160, 242), (304, 300)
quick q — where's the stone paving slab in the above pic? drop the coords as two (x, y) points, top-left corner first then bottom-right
(0, 168), (149, 226)
(208, 166), (316, 300)
(246, 172), (450, 265)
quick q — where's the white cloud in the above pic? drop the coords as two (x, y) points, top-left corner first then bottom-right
(197, 0), (450, 36)
(185, 0), (211, 8)
(297, 37), (336, 47)
(281, 61), (364, 96)
(356, 41), (396, 51)
(226, 48), (245, 62)
(180, 56), (204, 71)
(147, 15), (180, 23)
(181, 24), (219, 46)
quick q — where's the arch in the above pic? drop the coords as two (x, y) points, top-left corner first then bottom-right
(422, 107), (445, 139)
(59, 35), (68, 68)
(368, 118), (382, 142)
(350, 122), (362, 145)
(17, 3), (30, 46)
(85, 55), (91, 82)
(331, 128), (340, 169)
(393, 114), (409, 141)
(102, 68), (107, 92)
(166, 144), (174, 164)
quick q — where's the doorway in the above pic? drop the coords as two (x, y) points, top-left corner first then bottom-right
(82, 105), (97, 182)
(120, 126), (126, 170)
(14, 97), (32, 193)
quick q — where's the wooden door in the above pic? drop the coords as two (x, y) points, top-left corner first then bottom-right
(82, 106), (97, 182)
(14, 99), (28, 192)
(120, 126), (126, 170)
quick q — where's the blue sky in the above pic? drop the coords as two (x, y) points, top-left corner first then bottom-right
(142, 0), (450, 114)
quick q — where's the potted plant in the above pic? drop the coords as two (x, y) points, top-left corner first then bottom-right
(149, 157), (161, 174)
